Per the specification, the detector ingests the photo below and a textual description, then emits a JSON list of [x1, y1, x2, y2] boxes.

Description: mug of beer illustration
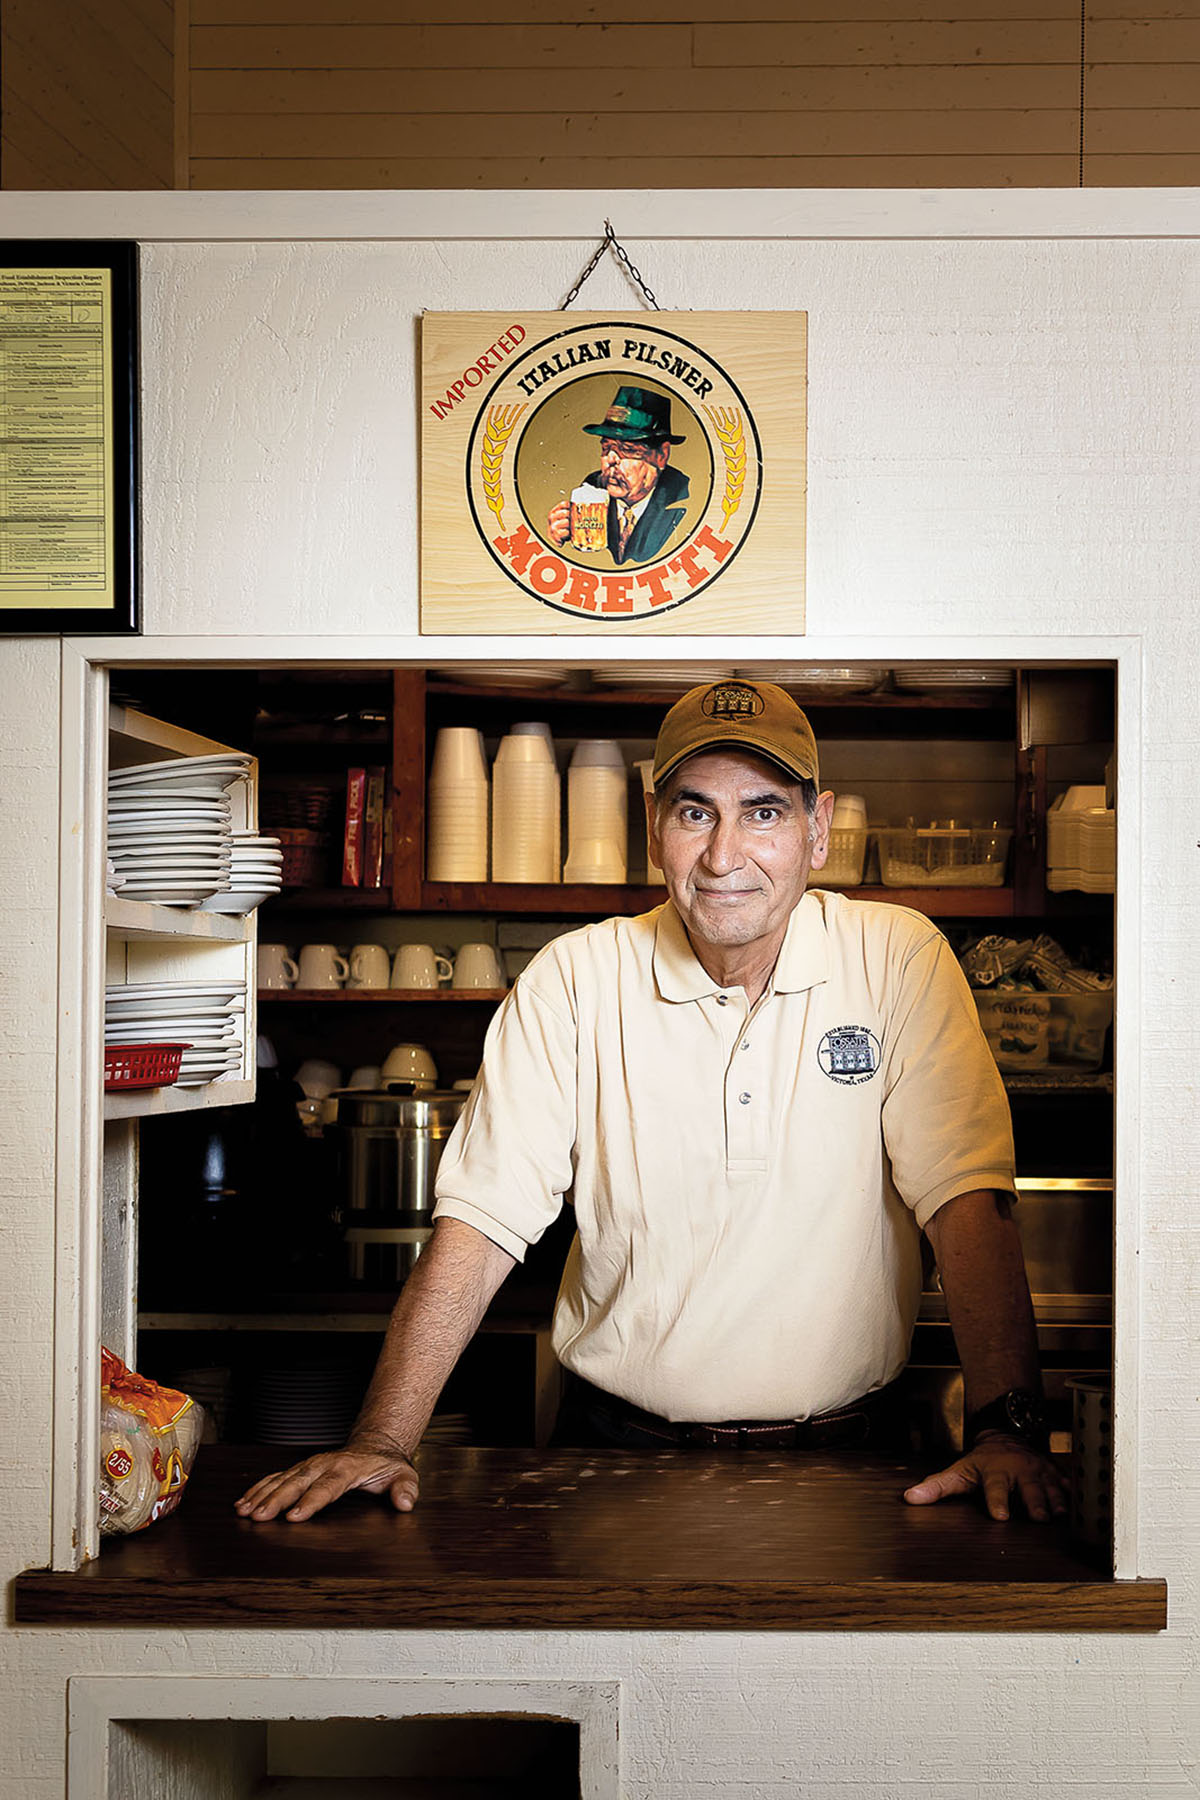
[[569, 483, 609, 553]]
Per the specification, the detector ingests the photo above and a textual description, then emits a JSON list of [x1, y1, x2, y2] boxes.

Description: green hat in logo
[[582, 385, 686, 445]]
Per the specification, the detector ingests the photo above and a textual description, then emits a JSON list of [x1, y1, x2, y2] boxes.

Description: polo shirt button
[[741, 1041, 750, 1051], [715, 994, 728, 1006], [739, 1092, 751, 1105]]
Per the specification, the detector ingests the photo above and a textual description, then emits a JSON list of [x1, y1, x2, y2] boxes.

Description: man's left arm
[[903, 1187, 1068, 1523]]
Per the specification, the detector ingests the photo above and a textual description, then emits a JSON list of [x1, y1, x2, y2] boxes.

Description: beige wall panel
[[1087, 108, 1200, 151], [1084, 150, 1200, 178], [3, 4, 173, 188], [1086, 62, 1200, 105], [0, 137, 58, 186], [696, 20, 1081, 65], [1087, 18, 1200, 59], [190, 152, 1079, 186], [192, 63, 1078, 114], [193, 0, 1079, 17], [0, 97, 112, 187], [81, 0, 176, 90], [192, 22, 691, 67], [1, 67, 168, 189], [123, 0, 174, 49], [5, 0, 175, 99], [193, 107, 1078, 159]]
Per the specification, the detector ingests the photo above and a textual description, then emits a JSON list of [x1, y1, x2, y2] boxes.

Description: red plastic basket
[[104, 1043, 190, 1091]]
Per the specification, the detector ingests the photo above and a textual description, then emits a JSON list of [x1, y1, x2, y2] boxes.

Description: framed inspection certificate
[[0, 241, 139, 635]]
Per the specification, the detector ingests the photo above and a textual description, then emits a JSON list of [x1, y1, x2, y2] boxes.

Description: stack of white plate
[[590, 662, 737, 693], [107, 751, 252, 907], [249, 1366, 362, 1448], [431, 663, 567, 691], [737, 663, 887, 696], [199, 830, 283, 914], [893, 665, 1013, 690], [427, 727, 489, 882], [104, 978, 247, 1087]]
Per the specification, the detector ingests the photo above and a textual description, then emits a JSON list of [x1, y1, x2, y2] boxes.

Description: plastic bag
[[99, 1347, 205, 1536]]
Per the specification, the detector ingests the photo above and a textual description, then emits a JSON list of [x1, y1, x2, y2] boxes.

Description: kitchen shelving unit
[[105, 703, 260, 1120]]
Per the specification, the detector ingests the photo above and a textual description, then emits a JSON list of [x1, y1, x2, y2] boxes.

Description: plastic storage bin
[[812, 826, 868, 888], [877, 826, 1011, 887], [973, 989, 1113, 1071]]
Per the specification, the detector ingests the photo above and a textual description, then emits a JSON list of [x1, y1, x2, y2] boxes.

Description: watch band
[[964, 1387, 1050, 1455]]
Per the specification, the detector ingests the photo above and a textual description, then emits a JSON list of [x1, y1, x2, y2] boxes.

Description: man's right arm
[[234, 1216, 516, 1522]]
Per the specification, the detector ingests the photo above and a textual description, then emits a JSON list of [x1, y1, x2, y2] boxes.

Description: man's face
[[597, 437, 668, 506], [647, 749, 835, 961]]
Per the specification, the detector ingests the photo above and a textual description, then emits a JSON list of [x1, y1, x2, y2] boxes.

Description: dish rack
[[876, 826, 1011, 888]]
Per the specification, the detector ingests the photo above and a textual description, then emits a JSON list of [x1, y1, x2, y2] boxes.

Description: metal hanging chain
[[560, 220, 660, 310]]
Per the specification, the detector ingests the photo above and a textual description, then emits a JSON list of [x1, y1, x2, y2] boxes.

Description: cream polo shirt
[[433, 890, 1016, 1424]]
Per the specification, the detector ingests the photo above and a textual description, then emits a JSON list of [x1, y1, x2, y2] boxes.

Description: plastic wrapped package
[[99, 1347, 205, 1536]]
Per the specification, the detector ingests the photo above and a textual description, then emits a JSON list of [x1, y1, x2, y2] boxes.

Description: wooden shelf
[[105, 896, 254, 943], [104, 1079, 254, 1122], [264, 887, 392, 911], [258, 988, 505, 1003], [420, 882, 1016, 919]]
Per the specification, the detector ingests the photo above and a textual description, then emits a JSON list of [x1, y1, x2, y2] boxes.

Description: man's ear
[[807, 790, 837, 869]]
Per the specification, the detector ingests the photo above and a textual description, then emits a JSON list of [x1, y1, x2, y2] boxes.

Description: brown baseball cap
[[652, 679, 820, 788]]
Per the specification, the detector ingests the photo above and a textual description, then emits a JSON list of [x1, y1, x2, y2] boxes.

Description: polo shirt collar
[[652, 892, 829, 1002]]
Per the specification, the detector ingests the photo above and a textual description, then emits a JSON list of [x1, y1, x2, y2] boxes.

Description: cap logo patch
[[701, 681, 764, 719]]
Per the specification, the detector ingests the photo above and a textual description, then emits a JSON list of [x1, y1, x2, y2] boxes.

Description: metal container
[[332, 1087, 467, 1225]]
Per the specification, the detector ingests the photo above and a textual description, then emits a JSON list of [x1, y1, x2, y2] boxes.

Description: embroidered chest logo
[[818, 1025, 882, 1086]]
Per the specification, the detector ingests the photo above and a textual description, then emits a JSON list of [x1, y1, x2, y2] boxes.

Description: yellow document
[[0, 267, 115, 611]]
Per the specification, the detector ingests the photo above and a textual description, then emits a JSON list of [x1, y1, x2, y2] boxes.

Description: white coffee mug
[[258, 943, 299, 989], [348, 943, 390, 989], [452, 942, 506, 989], [392, 943, 454, 990], [298, 943, 350, 989]]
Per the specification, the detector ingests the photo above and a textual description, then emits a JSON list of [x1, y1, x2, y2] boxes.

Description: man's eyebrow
[[671, 785, 794, 809]]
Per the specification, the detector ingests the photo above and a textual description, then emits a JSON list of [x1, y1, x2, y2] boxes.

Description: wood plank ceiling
[[3, 0, 1200, 191]]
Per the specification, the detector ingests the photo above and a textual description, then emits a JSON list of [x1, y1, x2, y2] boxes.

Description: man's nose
[[700, 818, 745, 875]]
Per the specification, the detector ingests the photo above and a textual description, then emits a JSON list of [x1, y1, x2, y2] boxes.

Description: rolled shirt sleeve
[[432, 970, 578, 1260], [880, 931, 1017, 1230]]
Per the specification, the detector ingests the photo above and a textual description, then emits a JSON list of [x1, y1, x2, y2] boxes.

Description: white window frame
[[54, 631, 1141, 1576]]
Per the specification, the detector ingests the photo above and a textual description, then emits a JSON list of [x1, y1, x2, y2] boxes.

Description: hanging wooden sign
[[420, 311, 806, 635]]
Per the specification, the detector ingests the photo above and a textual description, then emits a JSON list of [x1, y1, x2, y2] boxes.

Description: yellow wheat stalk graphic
[[704, 406, 747, 534], [480, 404, 526, 531]]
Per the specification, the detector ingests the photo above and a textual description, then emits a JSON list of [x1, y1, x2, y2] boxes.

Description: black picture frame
[[0, 239, 140, 635]]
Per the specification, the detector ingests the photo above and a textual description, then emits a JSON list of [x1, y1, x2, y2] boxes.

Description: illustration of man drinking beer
[[546, 386, 691, 567]]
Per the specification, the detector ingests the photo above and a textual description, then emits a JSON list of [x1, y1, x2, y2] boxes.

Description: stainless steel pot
[[332, 1086, 467, 1225], [331, 1086, 468, 1285]]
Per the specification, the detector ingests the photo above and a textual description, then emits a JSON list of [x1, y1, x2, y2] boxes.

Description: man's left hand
[[903, 1432, 1069, 1523]]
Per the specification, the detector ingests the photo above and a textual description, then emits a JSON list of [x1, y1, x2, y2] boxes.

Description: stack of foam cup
[[565, 739, 628, 883], [491, 723, 560, 884], [427, 727, 489, 881], [635, 759, 665, 884]]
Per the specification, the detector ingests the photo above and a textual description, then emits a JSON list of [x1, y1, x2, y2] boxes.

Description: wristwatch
[[964, 1387, 1050, 1455]]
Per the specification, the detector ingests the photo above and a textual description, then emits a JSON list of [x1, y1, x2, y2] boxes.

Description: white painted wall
[[1, 193, 1197, 1799]]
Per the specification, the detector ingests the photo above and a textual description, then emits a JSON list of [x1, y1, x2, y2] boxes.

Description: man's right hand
[[546, 500, 571, 545], [234, 1438, 419, 1523]]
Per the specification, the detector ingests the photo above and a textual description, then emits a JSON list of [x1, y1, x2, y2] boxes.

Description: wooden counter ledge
[[15, 1446, 1165, 1632]]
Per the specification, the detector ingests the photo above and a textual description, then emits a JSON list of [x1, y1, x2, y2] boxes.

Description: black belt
[[576, 1377, 897, 1451]]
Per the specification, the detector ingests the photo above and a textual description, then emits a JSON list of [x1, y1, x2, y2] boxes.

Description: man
[[545, 385, 690, 565], [237, 679, 1066, 1528]]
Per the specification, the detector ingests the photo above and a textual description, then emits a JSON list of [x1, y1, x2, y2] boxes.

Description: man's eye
[[678, 807, 710, 825], [749, 808, 780, 825]]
